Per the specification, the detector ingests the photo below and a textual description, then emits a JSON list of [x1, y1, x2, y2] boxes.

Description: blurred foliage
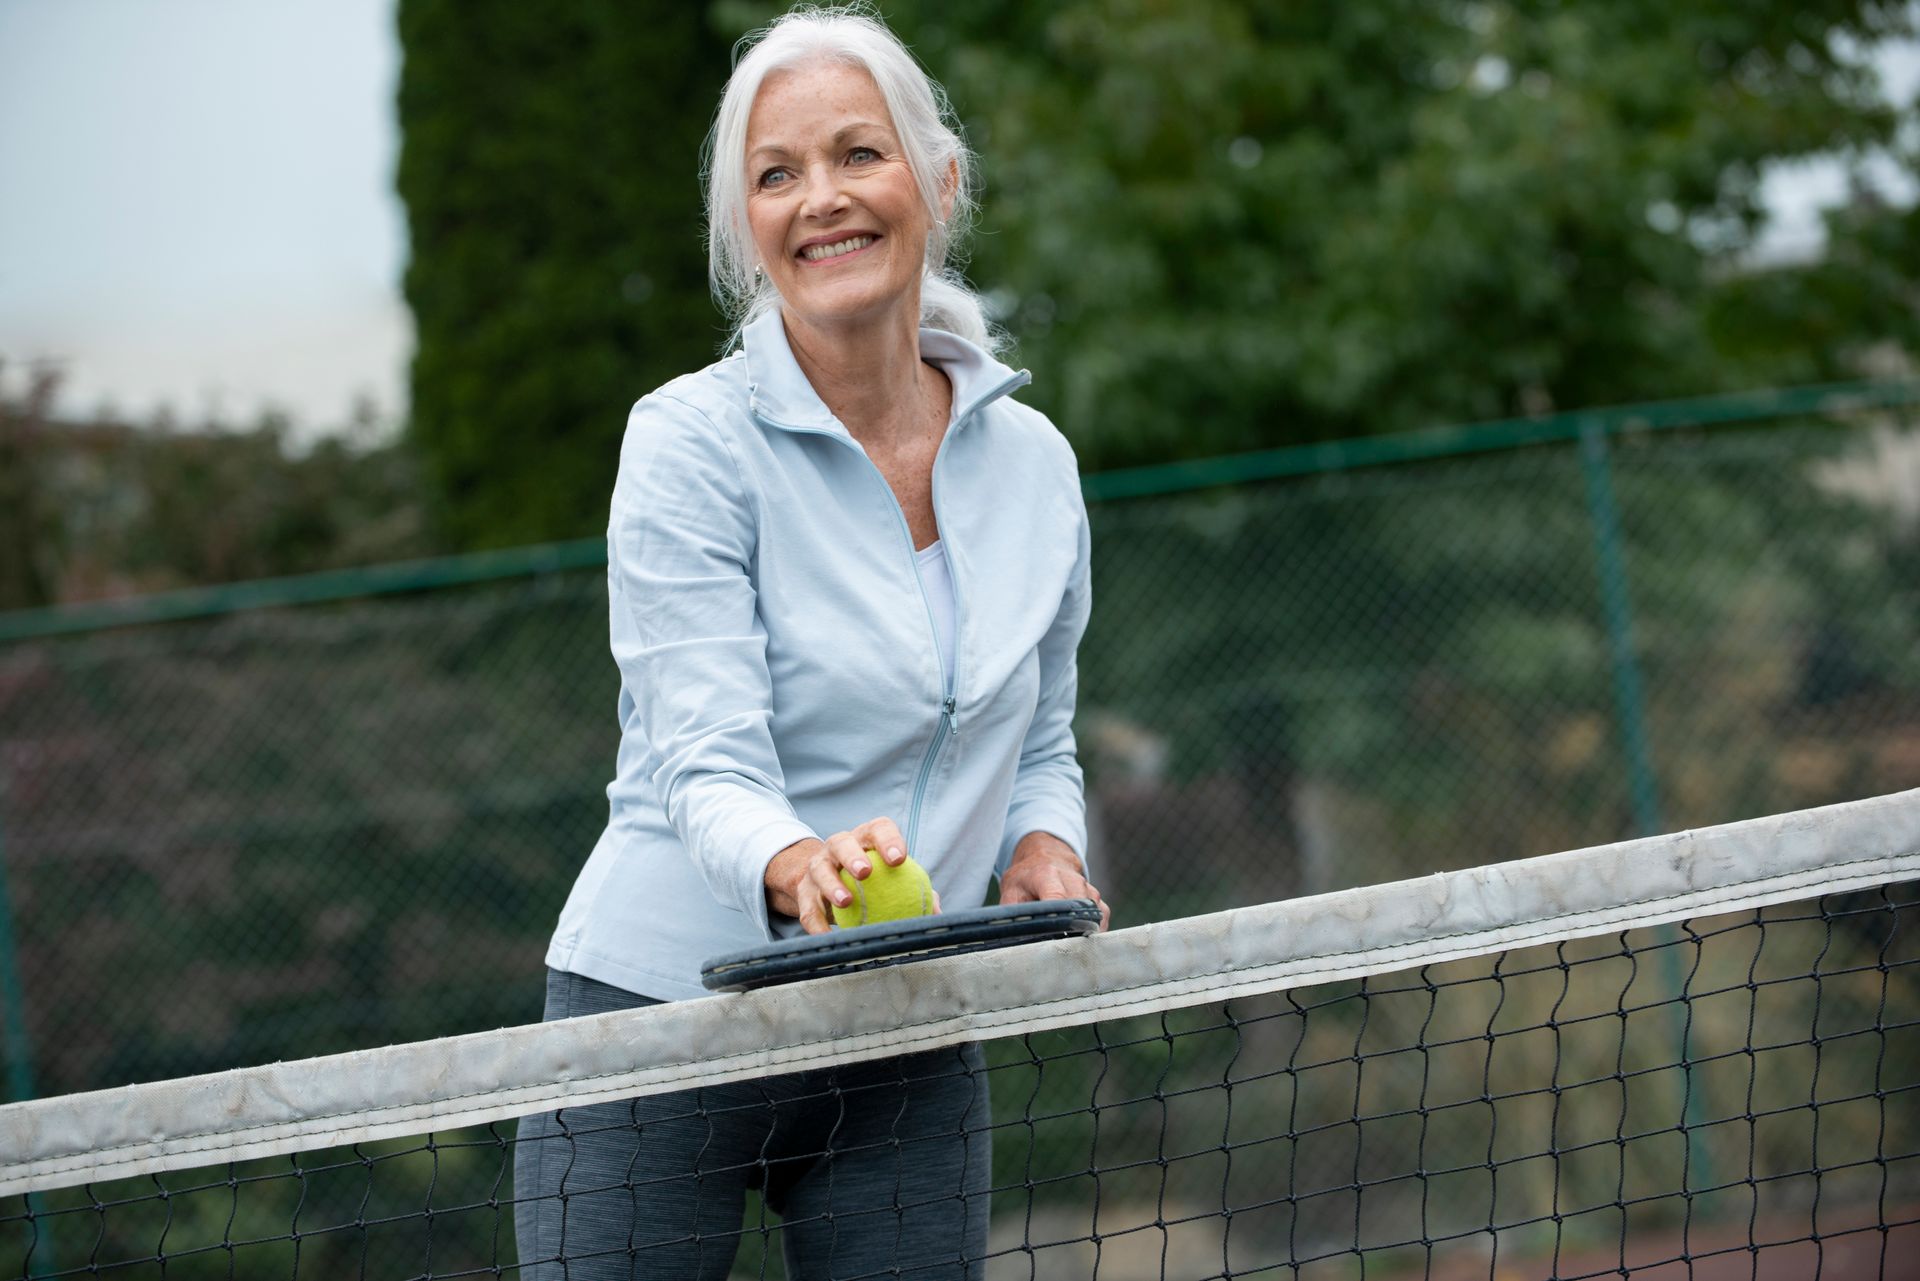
[[900, 0, 1920, 469], [0, 367, 59, 611], [0, 369, 433, 612], [401, 0, 1920, 536], [395, 0, 736, 549]]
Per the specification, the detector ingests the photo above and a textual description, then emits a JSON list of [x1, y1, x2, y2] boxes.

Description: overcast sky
[[0, 0, 406, 435], [0, 1, 1915, 439]]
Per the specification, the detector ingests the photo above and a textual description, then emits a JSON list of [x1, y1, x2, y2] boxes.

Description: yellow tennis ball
[[832, 852, 935, 928]]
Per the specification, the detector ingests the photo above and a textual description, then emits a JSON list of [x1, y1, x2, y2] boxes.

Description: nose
[[797, 160, 849, 221]]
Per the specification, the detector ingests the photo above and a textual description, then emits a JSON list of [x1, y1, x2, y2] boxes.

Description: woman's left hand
[[1000, 832, 1109, 931]]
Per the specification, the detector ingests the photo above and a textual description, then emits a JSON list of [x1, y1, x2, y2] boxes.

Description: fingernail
[[836, 891, 851, 906], [887, 845, 905, 862], [853, 861, 870, 877]]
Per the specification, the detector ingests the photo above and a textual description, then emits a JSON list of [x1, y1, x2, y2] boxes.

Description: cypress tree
[[397, 1, 733, 547]]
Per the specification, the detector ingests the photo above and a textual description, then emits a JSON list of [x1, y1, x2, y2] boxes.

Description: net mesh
[[4, 802, 1916, 1279]]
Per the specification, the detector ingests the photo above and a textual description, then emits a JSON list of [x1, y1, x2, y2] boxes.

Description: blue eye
[[758, 168, 790, 189], [848, 147, 878, 163]]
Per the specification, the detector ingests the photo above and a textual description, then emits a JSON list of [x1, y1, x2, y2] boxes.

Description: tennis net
[[3, 789, 1917, 1279]]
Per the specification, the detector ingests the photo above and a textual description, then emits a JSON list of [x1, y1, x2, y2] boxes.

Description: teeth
[[802, 236, 875, 261]]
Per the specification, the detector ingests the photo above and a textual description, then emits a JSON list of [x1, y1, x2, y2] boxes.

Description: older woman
[[516, 6, 1102, 1277]]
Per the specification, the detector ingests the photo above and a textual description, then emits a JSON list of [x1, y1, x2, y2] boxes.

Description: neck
[[780, 297, 938, 450]]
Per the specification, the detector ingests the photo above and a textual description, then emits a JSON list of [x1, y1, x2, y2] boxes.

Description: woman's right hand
[[765, 817, 911, 934]]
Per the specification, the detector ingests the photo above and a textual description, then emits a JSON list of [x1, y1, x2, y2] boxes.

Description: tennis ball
[[832, 852, 936, 928]]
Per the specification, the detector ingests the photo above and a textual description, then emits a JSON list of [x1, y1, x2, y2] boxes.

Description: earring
[[753, 265, 765, 285]]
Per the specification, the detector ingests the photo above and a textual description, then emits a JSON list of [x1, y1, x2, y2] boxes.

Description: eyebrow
[[747, 121, 894, 164]]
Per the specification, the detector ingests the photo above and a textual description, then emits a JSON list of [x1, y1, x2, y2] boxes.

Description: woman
[[516, 6, 1104, 1277]]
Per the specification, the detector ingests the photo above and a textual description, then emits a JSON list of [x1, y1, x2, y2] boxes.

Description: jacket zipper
[[904, 694, 957, 856], [902, 424, 962, 858]]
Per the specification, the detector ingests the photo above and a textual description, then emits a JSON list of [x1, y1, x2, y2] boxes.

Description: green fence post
[[0, 771, 36, 1107], [1577, 417, 1715, 1201], [1577, 419, 1661, 837], [0, 767, 56, 1277]]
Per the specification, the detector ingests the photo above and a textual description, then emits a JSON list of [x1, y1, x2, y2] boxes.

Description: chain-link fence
[[2, 384, 1917, 1099]]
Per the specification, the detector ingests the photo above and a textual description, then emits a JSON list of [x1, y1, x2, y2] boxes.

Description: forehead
[[746, 60, 896, 151]]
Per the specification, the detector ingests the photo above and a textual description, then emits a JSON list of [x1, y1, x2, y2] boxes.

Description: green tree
[[0, 380, 432, 610], [897, 0, 1919, 469], [396, 0, 736, 549], [0, 364, 59, 610], [1709, 195, 1920, 386]]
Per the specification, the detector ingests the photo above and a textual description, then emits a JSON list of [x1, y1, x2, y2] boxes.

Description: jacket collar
[[742, 307, 1031, 434]]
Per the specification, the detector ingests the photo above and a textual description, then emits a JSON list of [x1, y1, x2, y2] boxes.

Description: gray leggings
[[514, 969, 992, 1279]]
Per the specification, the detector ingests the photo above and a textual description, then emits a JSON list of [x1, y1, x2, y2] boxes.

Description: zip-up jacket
[[546, 309, 1092, 1000]]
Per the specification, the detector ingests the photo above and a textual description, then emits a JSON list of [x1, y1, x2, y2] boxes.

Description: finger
[[1086, 892, 1110, 930], [1001, 863, 1061, 906], [860, 817, 907, 865], [765, 838, 823, 916], [796, 882, 833, 935], [930, 888, 942, 914], [1058, 871, 1110, 929], [810, 856, 855, 911], [825, 832, 873, 879]]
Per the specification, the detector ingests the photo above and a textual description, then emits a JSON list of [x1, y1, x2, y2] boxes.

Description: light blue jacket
[[546, 309, 1092, 1001]]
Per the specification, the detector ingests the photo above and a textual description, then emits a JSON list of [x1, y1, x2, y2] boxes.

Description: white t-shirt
[[915, 539, 957, 691]]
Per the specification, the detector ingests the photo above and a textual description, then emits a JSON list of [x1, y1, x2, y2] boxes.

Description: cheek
[[878, 195, 929, 253], [746, 200, 787, 257]]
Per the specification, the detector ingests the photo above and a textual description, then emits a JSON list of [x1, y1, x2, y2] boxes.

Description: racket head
[[699, 899, 1102, 992]]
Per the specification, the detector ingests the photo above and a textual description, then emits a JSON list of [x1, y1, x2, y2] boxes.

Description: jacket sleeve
[[607, 392, 816, 938], [997, 474, 1094, 876]]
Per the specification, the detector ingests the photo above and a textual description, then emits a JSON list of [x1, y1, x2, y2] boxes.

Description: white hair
[[702, 4, 1001, 352]]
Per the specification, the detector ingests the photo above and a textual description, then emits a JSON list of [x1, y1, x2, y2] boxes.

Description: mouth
[[796, 234, 880, 264]]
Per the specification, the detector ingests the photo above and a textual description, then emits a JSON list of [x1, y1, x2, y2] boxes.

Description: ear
[[938, 157, 958, 223]]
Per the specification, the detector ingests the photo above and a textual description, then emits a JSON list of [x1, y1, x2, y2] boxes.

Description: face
[[744, 60, 942, 336]]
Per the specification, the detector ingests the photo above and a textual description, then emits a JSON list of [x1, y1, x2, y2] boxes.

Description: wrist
[[765, 836, 825, 913], [1010, 830, 1081, 872]]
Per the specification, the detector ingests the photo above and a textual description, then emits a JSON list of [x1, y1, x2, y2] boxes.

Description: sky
[[0, 0, 408, 436], [0, 2, 1915, 440]]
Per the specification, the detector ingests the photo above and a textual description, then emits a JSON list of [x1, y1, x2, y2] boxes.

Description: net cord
[[2, 788, 1915, 1198]]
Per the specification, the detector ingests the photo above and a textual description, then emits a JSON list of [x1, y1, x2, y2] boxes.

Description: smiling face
[[744, 59, 942, 338]]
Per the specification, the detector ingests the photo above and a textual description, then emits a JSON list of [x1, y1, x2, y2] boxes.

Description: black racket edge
[[700, 899, 1102, 992]]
